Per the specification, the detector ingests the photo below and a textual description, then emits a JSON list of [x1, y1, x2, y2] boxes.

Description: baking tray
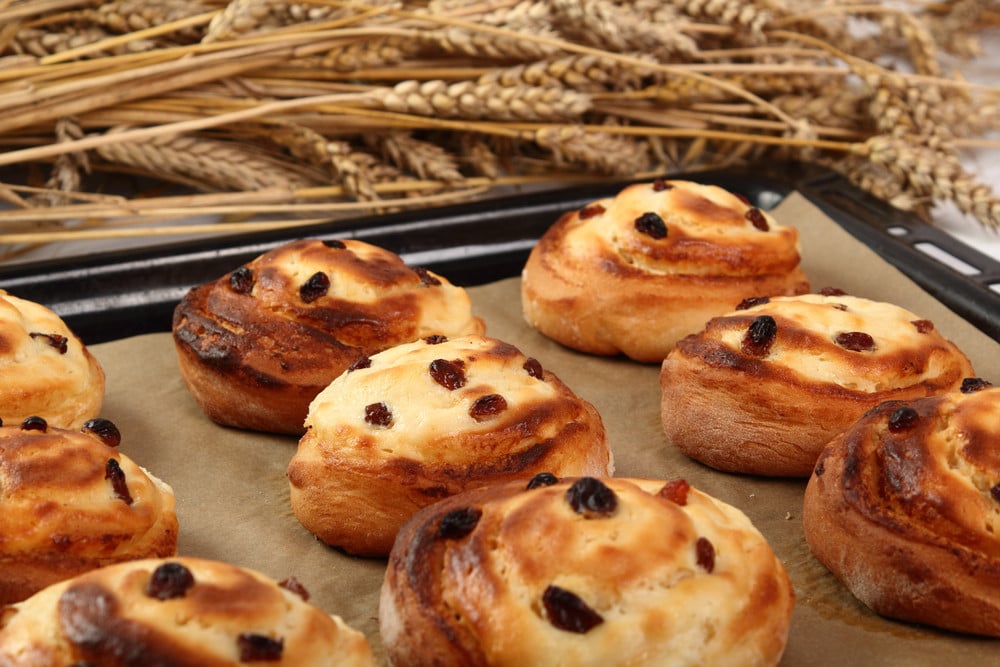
[[1, 160, 998, 345]]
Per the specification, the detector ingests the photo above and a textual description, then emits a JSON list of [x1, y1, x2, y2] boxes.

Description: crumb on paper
[[785, 511, 793, 520]]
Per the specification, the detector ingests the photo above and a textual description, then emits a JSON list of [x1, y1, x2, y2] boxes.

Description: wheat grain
[[530, 125, 652, 175], [369, 131, 463, 183], [376, 79, 592, 121], [550, 0, 698, 58]]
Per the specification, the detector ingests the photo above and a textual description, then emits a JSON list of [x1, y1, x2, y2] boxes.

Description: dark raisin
[[961, 377, 992, 393], [652, 179, 673, 192], [229, 267, 255, 295], [741, 315, 777, 357], [819, 287, 847, 296], [470, 394, 507, 421], [424, 334, 448, 345], [566, 477, 617, 518], [735, 296, 769, 311], [29, 332, 68, 354], [81, 418, 121, 447], [237, 634, 284, 662], [348, 355, 371, 371], [634, 211, 667, 239], [429, 359, 466, 390], [832, 304, 848, 311], [364, 402, 392, 427], [836, 331, 876, 352], [438, 507, 482, 539], [278, 577, 310, 601], [814, 460, 825, 477], [322, 239, 346, 249], [523, 357, 544, 379], [299, 271, 330, 303], [696, 537, 716, 572], [21, 416, 47, 432], [578, 203, 606, 219], [991, 483, 1000, 503], [413, 267, 441, 286], [542, 585, 604, 634], [912, 319, 934, 333], [527, 472, 559, 490], [887, 406, 919, 433], [145, 562, 195, 600], [745, 207, 769, 231], [105, 459, 133, 505], [658, 479, 690, 506]]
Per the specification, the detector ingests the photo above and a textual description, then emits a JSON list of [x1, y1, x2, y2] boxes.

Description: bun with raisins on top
[[0, 417, 177, 605], [173, 239, 485, 435], [804, 380, 1000, 637], [287, 334, 611, 557], [380, 475, 794, 667], [521, 179, 809, 362], [0, 557, 376, 666], [660, 292, 975, 477], [0, 290, 105, 429]]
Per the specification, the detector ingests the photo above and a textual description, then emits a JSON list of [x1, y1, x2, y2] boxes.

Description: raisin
[[696, 537, 716, 572], [735, 296, 769, 311], [364, 402, 392, 427], [299, 271, 330, 303], [578, 203, 606, 219], [912, 319, 934, 333], [21, 416, 47, 432], [836, 331, 876, 352], [237, 634, 284, 662], [29, 332, 68, 354], [322, 239, 346, 249], [652, 179, 673, 192], [991, 483, 1000, 503], [429, 359, 466, 390], [438, 507, 482, 539], [470, 394, 507, 421], [81, 418, 121, 447], [105, 459, 133, 505], [658, 479, 690, 506], [634, 211, 667, 239], [145, 562, 195, 600], [566, 477, 617, 518], [814, 460, 825, 477], [887, 406, 919, 433], [413, 267, 441, 286], [741, 315, 777, 357], [523, 357, 544, 379], [229, 267, 255, 295], [819, 287, 847, 296], [961, 377, 992, 393], [527, 472, 558, 490], [348, 355, 371, 371], [745, 207, 769, 231], [542, 585, 604, 634], [278, 577, 310, 601], [424, 334, 448, 345]]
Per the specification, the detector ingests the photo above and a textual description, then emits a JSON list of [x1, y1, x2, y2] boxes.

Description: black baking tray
[[1, 161, 998, 345]]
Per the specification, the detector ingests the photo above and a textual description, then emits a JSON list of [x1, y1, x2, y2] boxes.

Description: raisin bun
[[0, 556, 376, 666], [380, 475, 794, 667], [287, 334, 611, 557], [0, 417, 178, 605], [660, 293, 975, 477], [173, 238, 485, 435], [520, 179, 809, 362], [803, 380, 1000, 637], [0, 290, 104, 429]]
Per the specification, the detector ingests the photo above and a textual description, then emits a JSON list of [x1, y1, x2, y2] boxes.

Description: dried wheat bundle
[[1, 0, 998, 253]]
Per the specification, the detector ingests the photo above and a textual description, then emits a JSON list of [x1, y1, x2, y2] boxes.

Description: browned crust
[[802, 389, 1000, 636]]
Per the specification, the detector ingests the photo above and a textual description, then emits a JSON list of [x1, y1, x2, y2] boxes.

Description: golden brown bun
[[380, 476, 794, 667], [803, 382, 1000, 637], [0, 418, 177, 605], [0, 290, 104, 429], [287, 334, 611, 557], [0, 556, 376, 666], [521, 180, 809, 362], [173, 239, 485, 435], [660, 293, 975, 476]]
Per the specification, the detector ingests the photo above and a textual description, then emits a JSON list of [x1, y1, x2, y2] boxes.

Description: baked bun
[[0, 417, 177, 605], [380, 475, 794, 667], [0, 556, 376, 666], [521, 179, 809, 362], [803, 380, 1000, 636], [287, 334, 611, 557], [660, 293, 975, 476], [173, 238, 485, 435], [0, 290, 104, 429]]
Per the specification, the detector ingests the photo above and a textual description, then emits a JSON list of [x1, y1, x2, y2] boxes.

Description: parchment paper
[[91, 193, 1000, 666]]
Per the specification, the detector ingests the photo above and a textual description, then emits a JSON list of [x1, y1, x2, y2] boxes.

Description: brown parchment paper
[[91, 193, 1000, 666]]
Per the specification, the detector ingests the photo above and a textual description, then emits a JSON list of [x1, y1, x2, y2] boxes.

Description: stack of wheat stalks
[[1, 0, 998, 257]]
